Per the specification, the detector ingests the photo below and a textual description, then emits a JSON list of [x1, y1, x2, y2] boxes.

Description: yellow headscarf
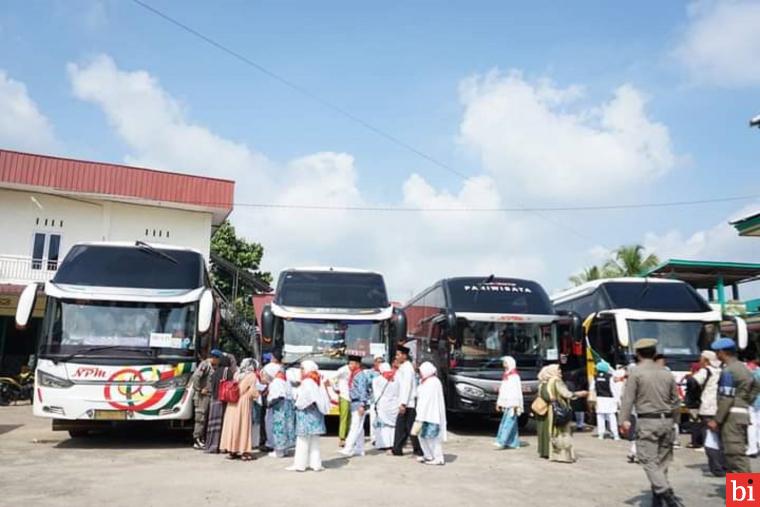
[[538, 364, 561, 382]]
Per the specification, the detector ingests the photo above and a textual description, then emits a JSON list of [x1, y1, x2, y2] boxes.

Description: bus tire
[[518, 413, 530, 429]]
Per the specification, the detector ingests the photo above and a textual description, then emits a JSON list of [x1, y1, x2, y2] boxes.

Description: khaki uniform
[[191, 360, 214, 441], [620, 359, 680, 495], [715, 357, 756, 473]]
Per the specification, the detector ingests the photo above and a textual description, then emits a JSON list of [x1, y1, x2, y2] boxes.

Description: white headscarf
[[235, 357, 257, 381], [415, 361, 447, 441], [372, 362, 399, 426], [262, 362, 290, 401], [497, 355, 523, 412], [294, 360, 330, 414], [502, 356, 517, 373]]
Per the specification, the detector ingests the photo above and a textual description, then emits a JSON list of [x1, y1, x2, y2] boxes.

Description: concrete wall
[[0, 188, 214, 278]]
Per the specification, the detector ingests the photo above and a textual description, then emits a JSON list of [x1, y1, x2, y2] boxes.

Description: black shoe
[[661, 489, 685, 507], [651, 489, 663, 507], [193, 438, 205, 450]]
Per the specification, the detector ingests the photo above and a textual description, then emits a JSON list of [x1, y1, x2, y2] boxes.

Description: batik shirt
[[348, 369, 373, 412], [296, 404, 326, 437]]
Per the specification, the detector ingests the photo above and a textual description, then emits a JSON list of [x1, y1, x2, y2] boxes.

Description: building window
[[31, 233, 62, 271], [47, 234, 61, 270], [32, 233, 46, 270]]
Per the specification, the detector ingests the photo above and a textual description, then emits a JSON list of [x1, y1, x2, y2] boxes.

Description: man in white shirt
[[334, 363, 352, 447], [391, 345, 423, 456]]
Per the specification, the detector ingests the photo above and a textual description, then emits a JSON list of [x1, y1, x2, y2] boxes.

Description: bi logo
[[727, 474, 760, 506]]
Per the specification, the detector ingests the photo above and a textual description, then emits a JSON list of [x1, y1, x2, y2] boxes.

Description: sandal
[[226, 453, 240, 460], [241, 453, 255, 461]]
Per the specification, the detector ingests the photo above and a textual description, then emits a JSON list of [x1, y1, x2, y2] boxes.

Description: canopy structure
[[731, 211, 760, 237], [644, 259, 760, 313]]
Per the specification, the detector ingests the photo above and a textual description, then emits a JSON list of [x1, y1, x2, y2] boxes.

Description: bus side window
[[588, 318, 617, 365]]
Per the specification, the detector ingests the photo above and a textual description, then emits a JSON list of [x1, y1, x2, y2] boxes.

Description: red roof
[[0, 149, 234, 221]]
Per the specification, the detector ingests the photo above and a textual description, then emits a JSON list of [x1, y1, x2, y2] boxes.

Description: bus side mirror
[[261, 305, 275, 342], [393, 308, 407, 342], [731, 316, 749, 350], [446, 311, 457, 332], [15, 283, 38, 329], [198, 289, 214, 334]]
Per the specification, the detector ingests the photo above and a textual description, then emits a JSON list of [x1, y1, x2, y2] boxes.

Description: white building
[[0, 148, 234, 373]]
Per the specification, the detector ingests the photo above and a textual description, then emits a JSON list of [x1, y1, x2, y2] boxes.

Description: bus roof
[[71, 241, 204, 256], [280, 266, 381, 275], [551, 277, 683, 304]]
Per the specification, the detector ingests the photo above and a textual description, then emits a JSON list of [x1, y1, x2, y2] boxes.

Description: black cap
[[396, 344, 410, 356], [347, 354, 363, 362]]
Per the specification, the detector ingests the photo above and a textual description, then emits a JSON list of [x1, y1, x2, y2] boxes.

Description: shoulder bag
[[219, 368, 240, 403], [549, 378, 573, 427]]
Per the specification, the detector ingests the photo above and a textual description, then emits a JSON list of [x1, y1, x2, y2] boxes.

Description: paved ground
[[0, 404, 735, 507]]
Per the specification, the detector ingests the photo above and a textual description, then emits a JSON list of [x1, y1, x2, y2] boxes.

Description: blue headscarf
[[596, 360, 611, 374]]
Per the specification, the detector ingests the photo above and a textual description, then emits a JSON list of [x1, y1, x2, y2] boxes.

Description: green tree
[[569, 265, 602, 286], [605, 244, 660, 277], [210, 220, 272, 295], [210, 220, 271, 358]]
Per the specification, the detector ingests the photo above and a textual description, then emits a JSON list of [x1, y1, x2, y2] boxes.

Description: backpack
[[684, 368, 711, 409]]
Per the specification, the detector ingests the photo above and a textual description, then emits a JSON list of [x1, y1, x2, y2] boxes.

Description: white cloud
[[66, 55, 556, 298], [674, 0, 760, 87], [0, 71, 59, 153], [458, 70, 677, 197], [644, 203, 760, 262]]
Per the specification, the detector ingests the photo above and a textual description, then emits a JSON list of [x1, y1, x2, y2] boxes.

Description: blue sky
[[1, 0, 758, 299]]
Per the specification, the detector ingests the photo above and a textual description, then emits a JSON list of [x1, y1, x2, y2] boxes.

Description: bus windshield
[[603, 282, 711, 313], [40, 299, 196, 358], [627, 320, 716, 356], [281, 319, 384, 367], [453, 320, 558, 367], [447, 278, 553, 314], [277, 271, 388, 309]]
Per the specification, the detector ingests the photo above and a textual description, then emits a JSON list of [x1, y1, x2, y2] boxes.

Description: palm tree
[[569, 265, 602, 286], [605, 244, 659, 277]]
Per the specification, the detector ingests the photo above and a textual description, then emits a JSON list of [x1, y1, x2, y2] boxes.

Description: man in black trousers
[[392, 345, 423, 456]]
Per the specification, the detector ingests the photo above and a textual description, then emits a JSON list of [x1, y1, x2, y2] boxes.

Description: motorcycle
[[0, 366, 34, 406]]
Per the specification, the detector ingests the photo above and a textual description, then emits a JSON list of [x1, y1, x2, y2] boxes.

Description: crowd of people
[[186, 336, 759, 505], [188, 344, 448, 470]]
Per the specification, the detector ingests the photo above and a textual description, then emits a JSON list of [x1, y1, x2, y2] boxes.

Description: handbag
[[218, 368, 240, 403], [410, 421, 423, 437], [531, 394, 549, 417], [548, 378, 573, 426]]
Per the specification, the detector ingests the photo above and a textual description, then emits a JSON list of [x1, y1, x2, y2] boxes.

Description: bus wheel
[[68, 429, 90, 438], [518, 413, 530, 429]]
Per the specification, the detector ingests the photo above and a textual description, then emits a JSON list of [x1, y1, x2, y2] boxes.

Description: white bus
[[259, 267, 406, 415], [552, 278, 747, 384], [15, 242, 216, 437]]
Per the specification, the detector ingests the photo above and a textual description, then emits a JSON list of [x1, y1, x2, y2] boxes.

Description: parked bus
[[259, 267, 406, 415], [552, 278, 748, 388], [402, 277, 581, 422], [15, 242, 216, 437]]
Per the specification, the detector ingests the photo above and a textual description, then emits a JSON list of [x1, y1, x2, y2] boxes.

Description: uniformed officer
[[620, 338, 684, 507], [707, 337, 758, 473], [190, 349, 221, 449]]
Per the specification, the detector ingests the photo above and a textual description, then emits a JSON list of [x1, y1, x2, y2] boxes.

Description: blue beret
[[210, 348, 224, 358], [710, 337, 737, 351]]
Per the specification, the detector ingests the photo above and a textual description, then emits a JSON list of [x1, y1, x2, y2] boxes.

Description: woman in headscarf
[[287, 360, 330, 472], [495, 356, 523, 449], [593, 360, 620, 441], [414, 361, 447, 466], [534, 364, 587, 463], [372, 362, 399, 450], [261, 361, 296, 458], [205, 354, 235, 453], [219, 357, 260, 460]]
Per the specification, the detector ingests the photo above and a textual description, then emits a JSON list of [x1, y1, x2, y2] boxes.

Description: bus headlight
[[154, 373, 191, 390], [37, 370, 74, 389], [455, 383, 486, 400]]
